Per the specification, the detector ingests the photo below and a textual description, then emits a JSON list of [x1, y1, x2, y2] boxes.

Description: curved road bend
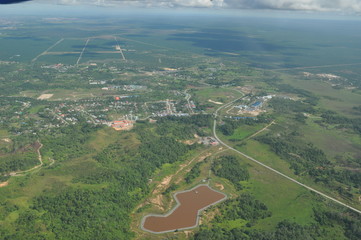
[[213, 93, 361, 215]]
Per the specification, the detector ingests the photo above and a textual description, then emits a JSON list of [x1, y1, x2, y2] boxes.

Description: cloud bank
[[53, 0, 361, 13]]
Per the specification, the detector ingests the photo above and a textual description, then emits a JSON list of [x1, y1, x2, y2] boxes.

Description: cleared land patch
[[37, 94, 53, 100]]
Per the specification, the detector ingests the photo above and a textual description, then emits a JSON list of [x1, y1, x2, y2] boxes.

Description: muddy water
[[142, 185, 226, 233]]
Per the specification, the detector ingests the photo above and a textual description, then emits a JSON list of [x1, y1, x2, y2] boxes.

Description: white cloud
[[224, 0, 361, 12], [44, 0, 361, 13], [174, 0, 225, 7]]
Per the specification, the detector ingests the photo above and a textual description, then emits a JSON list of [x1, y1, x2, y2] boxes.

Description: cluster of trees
[[156, 121, 200, 139], [162, 183, 179, 195], [214, 194, 271, 225], [32, 188, 136, 240], [184, 161, 203, 184], [319, 110, 361, 135], [153, 115, 213, 140], [313, 208, 361, 240], [0, 139, 40, 175], [194, 220, 316, 240], [0, 151, 38, 175], [256, 134, 330, 176], [212, 155, 249, 190], [256, 134, 361, 190], [139, 134, 191, 168], [40, 123, 100, 162], [268, 98, 315, 114], [274, 84, 319, 106]]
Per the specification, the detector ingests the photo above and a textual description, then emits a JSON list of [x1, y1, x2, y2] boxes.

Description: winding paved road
[[213, 92, 361, 215]]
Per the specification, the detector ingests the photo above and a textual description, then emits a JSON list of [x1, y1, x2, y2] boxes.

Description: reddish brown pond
[[142, 184, 226, 233]]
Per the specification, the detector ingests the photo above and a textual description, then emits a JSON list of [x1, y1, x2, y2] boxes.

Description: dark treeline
[[162, 183, 179, 195], [256, 134, 330, 175], [184, 161, 203, 184], [213, 194, 271, 225], [319, 110, 361, 135], [274, 84, 319, 106], [194, 220, 314, 240], [268, 98, 315, 114]]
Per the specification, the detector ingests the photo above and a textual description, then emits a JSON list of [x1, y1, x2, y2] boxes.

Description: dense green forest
[[0, 151, 38, 174], [40, 123, 99, 162], [0, 120, 196, 239], [212, 155, 249, 190], [156, 115, 213, 139], [213, 193, 272, 225]]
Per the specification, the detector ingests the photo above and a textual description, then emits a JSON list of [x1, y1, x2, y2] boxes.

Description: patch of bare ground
[[288, 152, 302, 158], [0, 181, 8, 187], [37, 93, 53, 100], [215, 183, 224, 190], [150, 195, 165, 211], [184, 230, 193, 238], [182, 139, 196, 145]]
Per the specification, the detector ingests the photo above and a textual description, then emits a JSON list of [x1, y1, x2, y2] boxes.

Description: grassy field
[[282, 75, 361, 117], [228, 124, 269, 141], [17, 88, 104, 101], [193, 87, 243, 113], [302, 118, 361, 160], [0, 129, 9, 138]]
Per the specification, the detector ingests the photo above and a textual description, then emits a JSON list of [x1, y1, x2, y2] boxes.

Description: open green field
[[302, 118, 361, 160], [282, 75, 361, 116], [0, 129, 9, 138], [228, 124, 268, 141]]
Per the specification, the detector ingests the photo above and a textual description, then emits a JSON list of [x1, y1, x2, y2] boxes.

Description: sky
[[1, 0, 361, 18], [47, 0, 361, 13]]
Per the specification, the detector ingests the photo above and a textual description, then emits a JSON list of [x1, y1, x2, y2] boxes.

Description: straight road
[[31, 38, 64, 63], [212, 91, 361, 215]]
